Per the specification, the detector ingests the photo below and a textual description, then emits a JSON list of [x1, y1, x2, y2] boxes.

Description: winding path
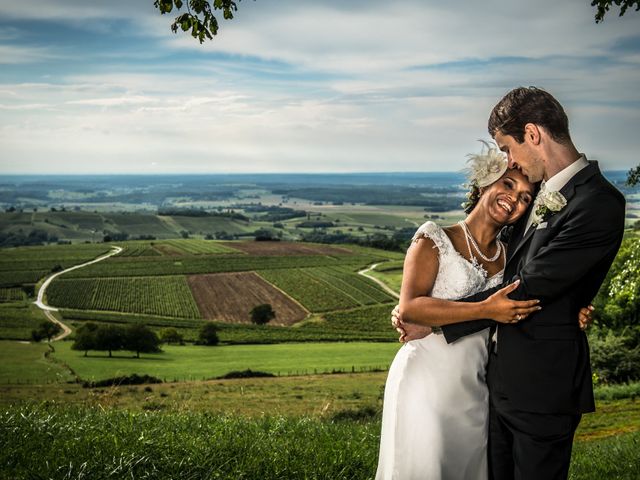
[[33, 245, 122, 341], [358, 263, 400, 299]]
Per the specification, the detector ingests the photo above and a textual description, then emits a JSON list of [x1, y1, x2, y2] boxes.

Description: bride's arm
[[399, 238, 540, 327]]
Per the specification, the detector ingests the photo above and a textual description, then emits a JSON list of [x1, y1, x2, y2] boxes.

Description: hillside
[[0, 239, 404, 344]]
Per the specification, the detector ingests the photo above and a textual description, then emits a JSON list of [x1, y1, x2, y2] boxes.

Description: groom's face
[[494, 131, 544, 183]]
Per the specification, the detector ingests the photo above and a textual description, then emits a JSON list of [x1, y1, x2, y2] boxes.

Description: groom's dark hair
[[488, 87, 571, 144]]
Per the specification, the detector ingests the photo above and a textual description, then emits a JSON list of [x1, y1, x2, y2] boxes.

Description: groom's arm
[[440, 287, 502, 343], [443, 192, 624, 343]]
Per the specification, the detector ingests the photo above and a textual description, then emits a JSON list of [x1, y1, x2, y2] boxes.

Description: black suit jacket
[[442, 161, 625, 414]]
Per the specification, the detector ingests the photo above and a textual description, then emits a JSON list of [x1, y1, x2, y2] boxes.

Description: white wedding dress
[[376, 221, 503, 480]]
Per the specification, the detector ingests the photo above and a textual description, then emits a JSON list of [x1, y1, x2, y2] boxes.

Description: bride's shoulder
[[410, 221, 452, 253]]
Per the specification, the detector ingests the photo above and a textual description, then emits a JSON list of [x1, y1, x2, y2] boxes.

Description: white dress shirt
[[524, 154, 589, 232]]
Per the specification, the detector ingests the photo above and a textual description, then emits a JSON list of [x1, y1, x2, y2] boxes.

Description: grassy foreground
[[1, 403, 638, 480]]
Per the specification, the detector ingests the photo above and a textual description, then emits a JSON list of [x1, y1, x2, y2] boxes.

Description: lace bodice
[[411, 221, 503, 301]]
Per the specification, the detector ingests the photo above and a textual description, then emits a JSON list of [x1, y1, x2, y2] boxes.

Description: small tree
[[250, 304, 276, 325], [95, 325, 126, 357], [124, 324, 161, 358], [72, 322, 99, 356], [159, 327, 184, 345], [31, 320, 62, 343], [198, 322, 219, 346]]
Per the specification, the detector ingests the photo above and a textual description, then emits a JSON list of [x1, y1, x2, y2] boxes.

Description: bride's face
[[480, 168, 535, 225]]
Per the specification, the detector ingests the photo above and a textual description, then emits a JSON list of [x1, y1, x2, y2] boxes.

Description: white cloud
[[0, 0, 638, 173]]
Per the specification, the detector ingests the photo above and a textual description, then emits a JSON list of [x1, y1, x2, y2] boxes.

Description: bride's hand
[[578, 305, 594, 331], [482, 280, 541, 324], [391, 304, 432, 342]]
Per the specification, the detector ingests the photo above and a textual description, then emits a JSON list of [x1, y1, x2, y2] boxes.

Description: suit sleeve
[[504, 191, 624, 304]]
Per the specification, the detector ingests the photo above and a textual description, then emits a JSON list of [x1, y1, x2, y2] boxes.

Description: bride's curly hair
[[462, 185, 482, 214]]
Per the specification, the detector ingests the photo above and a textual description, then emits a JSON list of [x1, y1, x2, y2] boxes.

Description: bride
[[375, 144, 589, 480]]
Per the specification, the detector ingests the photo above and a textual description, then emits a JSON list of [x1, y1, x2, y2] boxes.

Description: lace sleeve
[[410, 221, 450, 254]]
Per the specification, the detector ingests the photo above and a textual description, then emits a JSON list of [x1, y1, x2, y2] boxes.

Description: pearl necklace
[[458, 220, 502, 263]]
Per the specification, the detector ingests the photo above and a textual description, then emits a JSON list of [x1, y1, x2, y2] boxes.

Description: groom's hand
[[391, 304, 432, 342]]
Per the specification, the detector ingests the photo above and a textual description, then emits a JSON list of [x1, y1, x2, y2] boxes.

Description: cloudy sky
[[0, 0, 638, 174]]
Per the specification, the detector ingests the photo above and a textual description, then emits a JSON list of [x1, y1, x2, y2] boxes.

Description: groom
[[395, 87, 625, 480]]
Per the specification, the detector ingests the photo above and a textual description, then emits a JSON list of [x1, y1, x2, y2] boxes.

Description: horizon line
[[0, 169, 631, 176]]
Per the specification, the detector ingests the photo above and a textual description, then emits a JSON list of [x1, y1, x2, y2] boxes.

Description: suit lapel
[[507, 223, 536, 267], [558, 160, 598, 204]]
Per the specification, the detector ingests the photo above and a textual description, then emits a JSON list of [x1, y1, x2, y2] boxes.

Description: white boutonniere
[[531, 190, 567, 227]]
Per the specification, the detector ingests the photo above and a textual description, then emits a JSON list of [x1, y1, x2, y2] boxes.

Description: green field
[[366, 263, 403, 294], [0, 341, 74, 384], [49, 341, 400, 382], [58, 308, 398, 344]]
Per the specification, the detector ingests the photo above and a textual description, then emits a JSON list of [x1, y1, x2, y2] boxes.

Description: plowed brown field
[[219, 241, 351, 256], [187, 272, 308, 325]]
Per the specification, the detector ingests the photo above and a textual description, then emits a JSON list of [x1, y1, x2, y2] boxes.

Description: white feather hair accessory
[[464, 140, 508, 188]]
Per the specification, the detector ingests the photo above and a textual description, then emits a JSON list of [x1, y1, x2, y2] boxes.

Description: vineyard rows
[[316, 304, 396, 333], [117, 243, 161, 257], [0, 288, 24, 302], [47, 276, 200, 318], [0, 270, 49, 288], [62, 254, 386, 279], [258, 269, 357, 311], [0, 260, 85, 273], [0, 244, 110, 262], [306, 267, 394, 304], [258, 267, 395, 312], [61, 309, 204, 328], [162, 239, 239, 255]]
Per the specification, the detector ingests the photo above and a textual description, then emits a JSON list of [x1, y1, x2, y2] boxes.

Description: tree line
[[68, 305, 275, 357]]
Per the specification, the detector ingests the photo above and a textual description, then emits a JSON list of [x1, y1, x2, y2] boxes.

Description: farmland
[[187, 272, 308, 325], [0, 234, 403, 354]]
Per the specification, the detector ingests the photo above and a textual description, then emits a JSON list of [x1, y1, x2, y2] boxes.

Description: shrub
[[250, 304, 276, 325], [589, 327, 640, 384], [198, 322, 219, 346], [216, 369, 276, 379], [159, 327, 184, 345], [82, 374, 163, 388]]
